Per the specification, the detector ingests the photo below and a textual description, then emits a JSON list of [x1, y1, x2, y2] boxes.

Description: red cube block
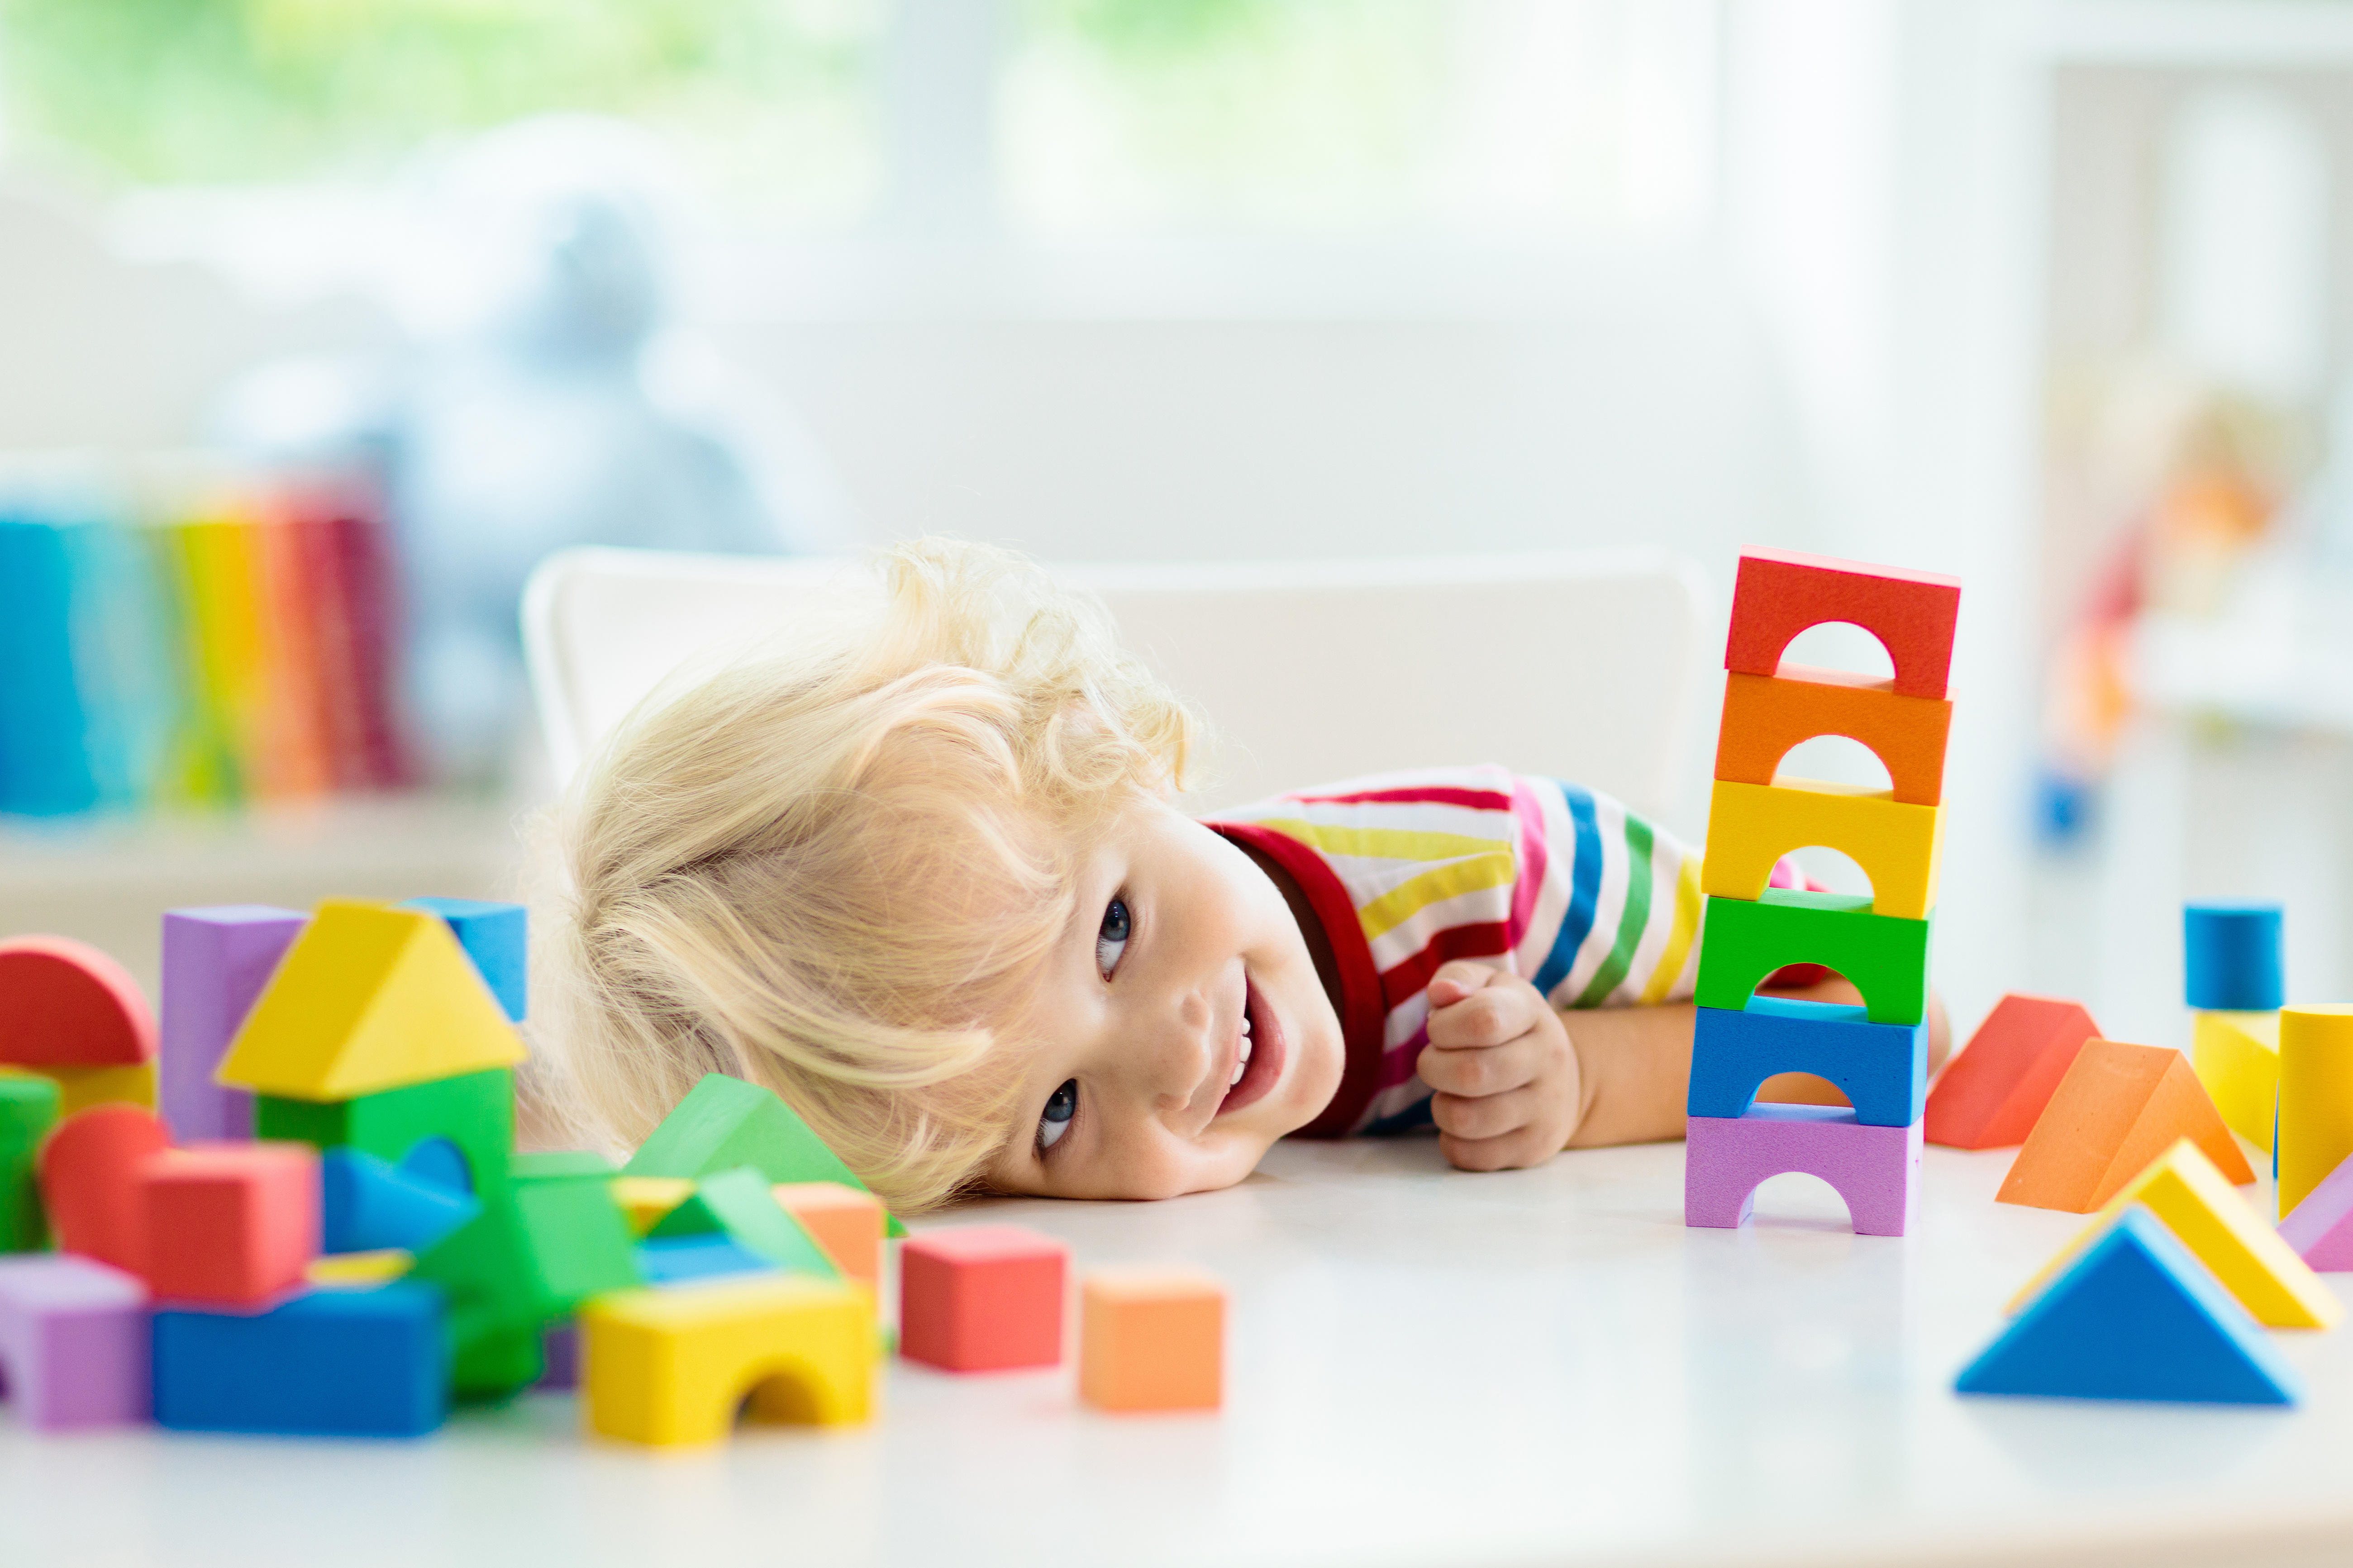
[[898, 1224, 1067, 1372], [138, 1142, 319, 1305]]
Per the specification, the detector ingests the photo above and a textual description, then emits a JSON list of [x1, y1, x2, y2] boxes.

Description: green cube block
[[624, 1073, 904, 1236], [512, 1150, 615, 1186], [1696, 890, 1932, 1026], [257, 1068, 514, 1198], [647, 1166, 840, 1279], [0, 1074, 60, 1253], [409, 1170, 641, 1399]]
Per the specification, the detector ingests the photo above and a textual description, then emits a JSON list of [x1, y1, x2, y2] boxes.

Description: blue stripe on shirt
[[1531, 779, 1603, 998]]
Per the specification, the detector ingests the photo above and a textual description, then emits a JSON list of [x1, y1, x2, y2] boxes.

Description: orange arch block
[[1724, 548, 1961, 699], [1714, 668, 1954, 807], [1996, 1039, 2252, 1213]]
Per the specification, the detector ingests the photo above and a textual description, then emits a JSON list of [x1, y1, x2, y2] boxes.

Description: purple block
[[2279, 1150, 2353, 1269], [0, 1255, 151, 1430], [534, 1320, 578, 1391], [1686, 1103, 1921, 1236], [160, 906, 306, 1143]]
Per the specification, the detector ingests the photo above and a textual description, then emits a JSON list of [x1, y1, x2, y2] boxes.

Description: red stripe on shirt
[[1380, 921, 1512, 1008], [1377, 1023, 1433, 1092], [1507, 777, 1549, 950], [1280, 785, 1513, 812]]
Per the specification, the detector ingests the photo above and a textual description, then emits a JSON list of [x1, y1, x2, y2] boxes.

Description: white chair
[[523, 546, 1712, 818]]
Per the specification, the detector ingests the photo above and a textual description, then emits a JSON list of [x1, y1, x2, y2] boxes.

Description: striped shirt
[[1204, 765, 1705, 1136]]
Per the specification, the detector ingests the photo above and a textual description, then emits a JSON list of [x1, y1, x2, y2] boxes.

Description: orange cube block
[[1713, 666, 1954, 806], [139, 1142, 320, 1304], [1079, 1269, 1224, 1413], [1996, 1040, 2253, 1213], [772, 1182, 884, 1291]]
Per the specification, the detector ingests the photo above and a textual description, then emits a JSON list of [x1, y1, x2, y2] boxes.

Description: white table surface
[[6, 1136, 2353, 1568]]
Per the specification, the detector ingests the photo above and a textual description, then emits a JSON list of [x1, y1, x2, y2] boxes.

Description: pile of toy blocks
[[0, 900, 1225, 1445], [1936, 905, 2353, 1405], [1683, 547, 1958, 1237]]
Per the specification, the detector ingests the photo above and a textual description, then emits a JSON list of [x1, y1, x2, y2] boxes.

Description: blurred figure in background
[[222, 117, 856, 786]]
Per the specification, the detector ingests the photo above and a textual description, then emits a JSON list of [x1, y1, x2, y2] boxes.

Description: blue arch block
[[2184, 903, 2283, 1012], [1686, 997, 1927, 1126]]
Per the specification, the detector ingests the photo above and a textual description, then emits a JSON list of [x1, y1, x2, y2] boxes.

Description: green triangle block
[[646, 1166, 841, 1279], [409, 1174, 642, 1398], [623, 1073, 906, 1237]]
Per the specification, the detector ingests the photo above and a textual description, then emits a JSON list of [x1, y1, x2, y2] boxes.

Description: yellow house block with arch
[[1702, 777, 1944, 921], [581, 1274, 876, 1446]]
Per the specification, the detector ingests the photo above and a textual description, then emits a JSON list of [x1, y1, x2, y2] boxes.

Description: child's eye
[[1038, 1079, 1078, 1151], [1095, 896, 1131, 979]]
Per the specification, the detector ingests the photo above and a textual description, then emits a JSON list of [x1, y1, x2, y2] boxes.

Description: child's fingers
[[1425, 960, 1503, 1010], [1439, 1125, 1555, 1172], [1427, 977, 1542, 1049], [1416, 1035, 1543, 1098], [1430, 1085, 1540, 1143]]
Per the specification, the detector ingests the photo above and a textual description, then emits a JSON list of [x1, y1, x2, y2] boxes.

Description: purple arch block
[[1686, 1103, 1921, 1236], [0, 1254, 151, 1430]]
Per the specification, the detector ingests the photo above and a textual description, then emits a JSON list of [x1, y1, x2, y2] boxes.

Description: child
[[532, 539, 1948, 1210]]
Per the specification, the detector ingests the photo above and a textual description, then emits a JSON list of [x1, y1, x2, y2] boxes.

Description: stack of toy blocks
[[1684, 547, 1959, 1237]]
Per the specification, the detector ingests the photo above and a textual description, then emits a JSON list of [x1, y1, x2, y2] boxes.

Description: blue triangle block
[[1956, 1208, 2302, 1405]]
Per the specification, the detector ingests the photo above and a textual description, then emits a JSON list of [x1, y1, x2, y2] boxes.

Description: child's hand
[[1418, 961, 1584, 1171]]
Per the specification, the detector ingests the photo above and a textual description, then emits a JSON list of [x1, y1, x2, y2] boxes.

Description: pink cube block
[[1686, 1103, 1921, 1236], [899, 1225, 1067, 1372], [0, 1254, 151, 1430]]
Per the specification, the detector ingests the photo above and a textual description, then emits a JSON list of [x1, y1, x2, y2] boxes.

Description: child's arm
[[1417, 963, 1952, 1169]]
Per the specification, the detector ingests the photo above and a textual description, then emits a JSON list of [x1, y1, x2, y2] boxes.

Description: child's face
[[985, 794, 1345, 1200]]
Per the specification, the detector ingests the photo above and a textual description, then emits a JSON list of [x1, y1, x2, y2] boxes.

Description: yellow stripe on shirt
[[1638, 855, 1704, 1005], [1356, 850, 1519, 942]]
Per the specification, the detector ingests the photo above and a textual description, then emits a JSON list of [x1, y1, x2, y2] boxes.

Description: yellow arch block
[[2191, 1011, 2280, 1152], [581, 1275, 875, 1447], [215, 901, 525, 1102], [2006, 1138, 2340, 1329], [1702, 778, 1943, 920]]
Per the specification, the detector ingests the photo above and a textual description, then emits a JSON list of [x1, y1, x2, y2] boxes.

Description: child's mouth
[[1216, 972, 1284, 1117]]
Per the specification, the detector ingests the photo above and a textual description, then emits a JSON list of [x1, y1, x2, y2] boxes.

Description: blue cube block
[[153, 1284, 448, 1436], [321, 1148, 481, 1255], [1686, 996, 1928, 1127], [2184, 903, 2283, 1012], [636, 1235, 776, 1285], [400, 897, 528, 1021]]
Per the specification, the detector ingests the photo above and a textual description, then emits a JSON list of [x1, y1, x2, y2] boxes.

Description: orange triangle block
[[2005, 1138, 2340, 1328], [1996, 1038, 2253, 1213], [214, 901, 525, 1102]]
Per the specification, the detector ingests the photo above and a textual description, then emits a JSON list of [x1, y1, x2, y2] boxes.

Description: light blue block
[[400, 897, 527, 1021], [2184, 902, 2283, 1012], [1955, 1208, 2301, 1405], [321, 1147, 480, 1255], [153, 1284, 449, 1436], [1686, 997, 1927, 1127], [636, 1235, 777, 1286]]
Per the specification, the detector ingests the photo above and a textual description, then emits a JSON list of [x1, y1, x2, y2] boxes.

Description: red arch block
[[1726, 548, 1962, 699], [0, 936, 155, 1067]]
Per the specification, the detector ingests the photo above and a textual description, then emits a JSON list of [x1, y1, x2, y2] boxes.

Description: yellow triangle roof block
[[215, 900, 526, 1101], [2007, 1137, 2342, 1329]]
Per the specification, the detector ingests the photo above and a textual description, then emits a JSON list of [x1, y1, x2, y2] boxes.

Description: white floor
[[5, 1135, 2350, 1568]]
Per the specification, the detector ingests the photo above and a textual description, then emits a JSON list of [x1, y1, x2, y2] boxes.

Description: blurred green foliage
[[0, 0, 883, 189]]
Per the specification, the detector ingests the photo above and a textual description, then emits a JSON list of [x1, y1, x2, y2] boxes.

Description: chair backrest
[[523, 547, 1712, 818]]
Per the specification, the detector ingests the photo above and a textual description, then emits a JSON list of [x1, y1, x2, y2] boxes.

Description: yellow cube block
[[581, 1275, 875, 1447], [2192, 1010, 2280, 1152], [2006, 1137, 2341, 1329], [1703, 777, 1943, 920]]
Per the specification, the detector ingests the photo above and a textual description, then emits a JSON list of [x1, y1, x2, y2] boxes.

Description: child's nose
[[1142, 991, 1219, 1112]]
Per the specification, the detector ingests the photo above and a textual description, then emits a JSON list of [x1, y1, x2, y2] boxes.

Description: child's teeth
[[1242, 1014, 1253, 1035], [1230, 1060, 1245, 1086]]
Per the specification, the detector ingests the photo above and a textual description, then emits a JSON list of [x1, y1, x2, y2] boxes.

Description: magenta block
[[2279, 1150, 2353, 1270], [160, 906, 306, 1142], [1686, 1103, 1921, 1236], [0, 1254, 151, 1430]]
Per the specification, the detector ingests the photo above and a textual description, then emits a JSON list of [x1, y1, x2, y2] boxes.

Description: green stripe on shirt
[[1572, 813, 1656, 1007]]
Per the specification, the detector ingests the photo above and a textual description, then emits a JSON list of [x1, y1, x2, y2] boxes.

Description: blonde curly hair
[[525, 539, 1197, 1212]]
